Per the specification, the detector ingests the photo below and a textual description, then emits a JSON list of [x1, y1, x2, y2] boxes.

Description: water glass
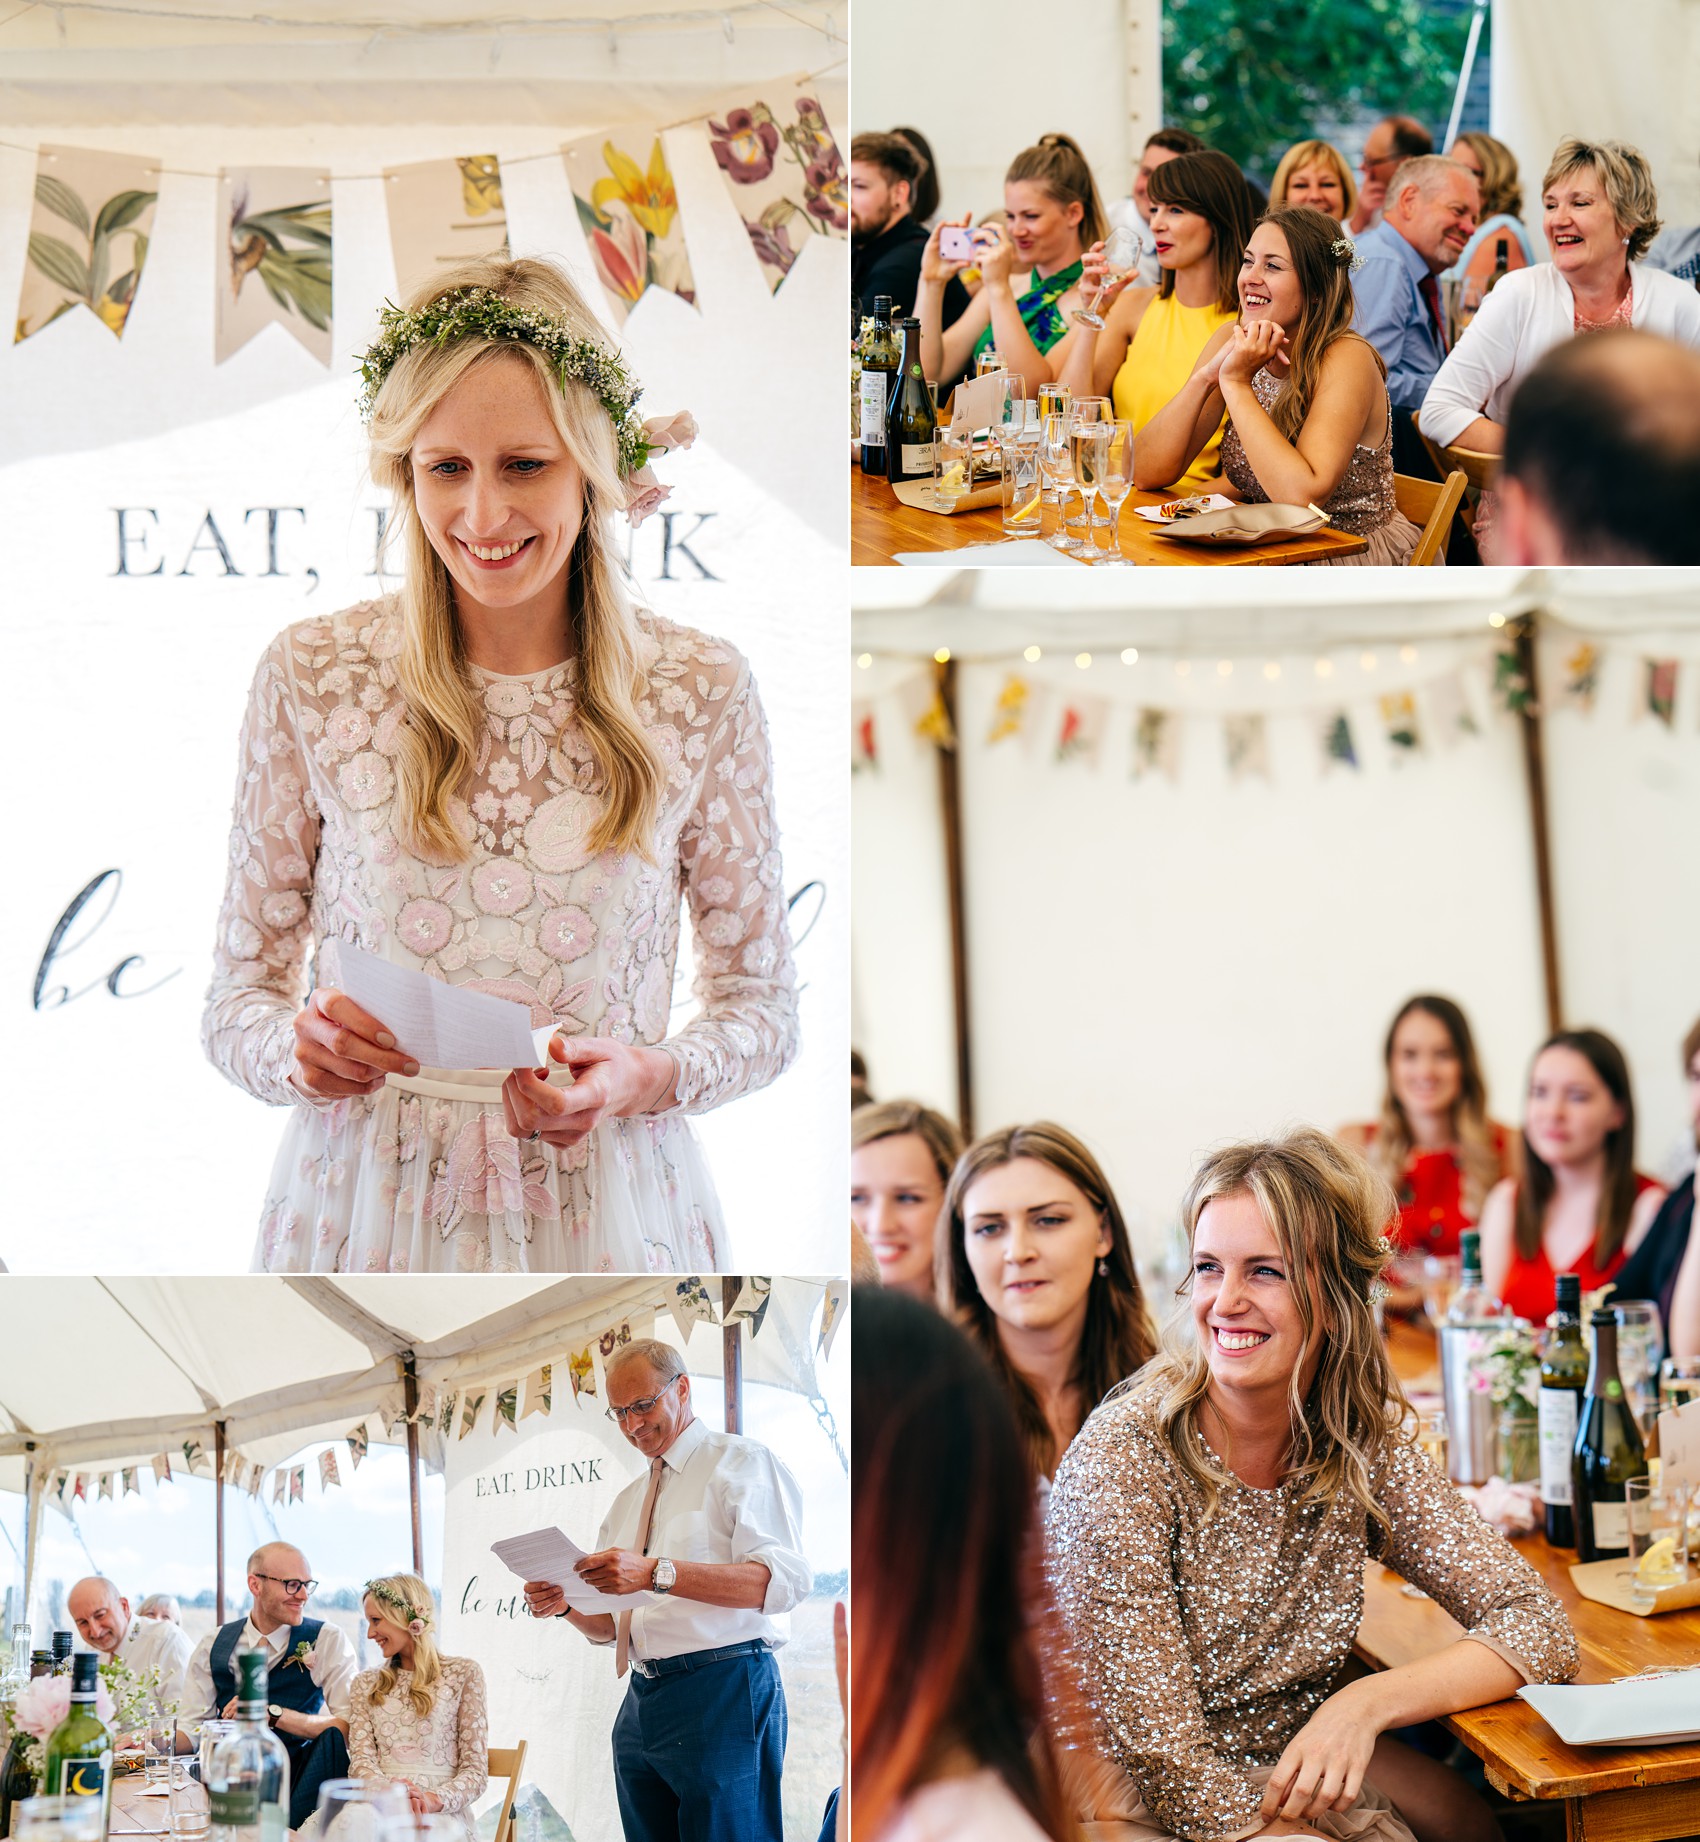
[[317, 1777, 413, 1842], [145, 1716, 174, 1784], [13, 1799, 105, 1842], [1074, 225, 1143, 328], [999, 435, 1043, 537], [931, 424, 975, 511], [1626, 1474, 1691, 1608], [198, 1719, 237, 1787], [1660, 1356, 1700, 1416], [169, 1759, 210, 1842]]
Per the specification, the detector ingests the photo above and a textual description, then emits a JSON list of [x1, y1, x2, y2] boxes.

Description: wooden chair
[[486, 1741, 528, 1842], [1392, 469, 1467, 567], [1419, 433, 1498, 494]]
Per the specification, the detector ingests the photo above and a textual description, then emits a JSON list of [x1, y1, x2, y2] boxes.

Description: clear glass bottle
[[206, 1653, 289, 1842]]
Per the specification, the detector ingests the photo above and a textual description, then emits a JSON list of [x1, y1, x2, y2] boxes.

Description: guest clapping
[[917, 133, 1105, 393], [1478, 1030, 1665, 1321], [1137, 207, 1423, 563], [1057, 150, 1253, 494], [1270, 140, 1357, 226], [851, 1099, 963, 1303], [1421, 139, 1700, 455], [941, 1123, 1156, 1481], [1047, 1129, 1578, 1842], [1448, 132, 1523, 223]]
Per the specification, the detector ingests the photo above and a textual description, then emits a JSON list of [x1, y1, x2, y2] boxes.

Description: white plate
[[1134, 493, 1234, 524]]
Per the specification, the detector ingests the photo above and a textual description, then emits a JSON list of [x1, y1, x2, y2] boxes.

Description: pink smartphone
[[939, 226, 977, 262]]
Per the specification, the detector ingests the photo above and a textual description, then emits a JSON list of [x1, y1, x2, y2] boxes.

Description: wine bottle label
[[901, 443, 936, 474], [1588, 1499, 1629, 1550], [57, 1751, 109, 1798], [1537, 1388, 1577, 1505], [859, 373, 888, 446]]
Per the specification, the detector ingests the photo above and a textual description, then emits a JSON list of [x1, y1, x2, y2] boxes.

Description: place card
[[1659, 1396, 1700, 1494]]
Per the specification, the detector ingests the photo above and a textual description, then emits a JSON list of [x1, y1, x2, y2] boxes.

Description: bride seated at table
[[1046, 1127, 1577, 1842], [305, 1573, 488, 1840]]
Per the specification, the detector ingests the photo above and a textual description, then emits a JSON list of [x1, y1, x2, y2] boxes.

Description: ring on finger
[[529, 1129, 541, 1141]]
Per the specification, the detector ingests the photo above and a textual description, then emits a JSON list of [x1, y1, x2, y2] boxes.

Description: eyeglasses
[[1361, 152, 1402, 175], [253, 1574, 318, 1597], [604, 1376, 681, 1424]]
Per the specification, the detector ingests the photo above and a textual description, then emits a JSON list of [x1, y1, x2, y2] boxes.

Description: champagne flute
[[1069, 422, 1108, 559], [1093, 420, 1136, 565], [1073, 226, 1143, 328], [1064, 398, 1108, 530], [1036, 383, 1072, 507], [1040, 411, 1078, 552]]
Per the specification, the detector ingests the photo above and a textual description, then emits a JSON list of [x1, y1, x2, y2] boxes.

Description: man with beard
[[852, 131, 966, 323]]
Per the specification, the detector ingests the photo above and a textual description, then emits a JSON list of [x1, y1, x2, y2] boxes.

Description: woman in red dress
[[1341, 995, 1517, 1263], [1478, 1029, 1665, 1322]]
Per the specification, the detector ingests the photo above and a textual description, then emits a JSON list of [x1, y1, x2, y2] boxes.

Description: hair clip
[[1331, 235, 1366, 273]]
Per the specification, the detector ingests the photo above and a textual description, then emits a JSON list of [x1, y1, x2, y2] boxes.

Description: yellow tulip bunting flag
[[563, 130, 697, 326], [702, 87, 847, 293], [383, 154, 510, 299], [216, 167, 332, 365], [18, 144, 159, 343]]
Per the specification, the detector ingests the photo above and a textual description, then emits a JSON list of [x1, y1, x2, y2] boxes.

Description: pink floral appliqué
[[425, 1117, 561, 1231]]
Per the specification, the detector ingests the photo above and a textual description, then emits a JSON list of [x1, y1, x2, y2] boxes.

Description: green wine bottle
[[858, 296, 898, 475], [1539, 1273, 1588, 1547], [1572, 1308, 1649, 1562], [207, 1652, 290, 1842], [43, 1652, 112, 1828], [884, 317, 938, 486]]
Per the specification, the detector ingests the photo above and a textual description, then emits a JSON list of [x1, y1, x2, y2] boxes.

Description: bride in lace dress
[[203, 257, 798, 1275]]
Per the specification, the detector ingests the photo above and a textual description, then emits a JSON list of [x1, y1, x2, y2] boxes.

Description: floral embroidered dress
[[204, 597, 798, 1274], [340, 1657, 488, 1842]]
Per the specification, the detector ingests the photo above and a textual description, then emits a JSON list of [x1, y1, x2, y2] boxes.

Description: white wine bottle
[[884, 317, 937, 486], [207, 1653, 290, 1842], [1538, 1272, 1588, 1547], [43, 1652, 113, 1830], [1571, 1308, 1648, 1562]]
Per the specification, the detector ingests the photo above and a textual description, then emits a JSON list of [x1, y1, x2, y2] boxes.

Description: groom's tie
[[616, 1456, 666, 1678]]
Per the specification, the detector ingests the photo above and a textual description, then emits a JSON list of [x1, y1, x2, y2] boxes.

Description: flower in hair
[[1331, 234, 1366, 273], [407, 1618, 425, 1637], [365, 1578, 432, 1632]]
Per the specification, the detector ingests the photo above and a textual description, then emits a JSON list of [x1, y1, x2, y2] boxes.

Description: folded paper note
[[333, 942, 562, 1070], [490, 1525, 654, 1617]]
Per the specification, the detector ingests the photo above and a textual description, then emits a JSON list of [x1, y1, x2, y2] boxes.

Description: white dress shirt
[[594, 1417, 811, 1662], [185, 1614, 357, 1721], [116, 1614, 197, 1718]]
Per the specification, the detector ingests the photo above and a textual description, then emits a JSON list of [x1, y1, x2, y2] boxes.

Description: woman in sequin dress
[[1136, 208, 1421, 566], [203, 257, 798, 1275], [1047, 1128, 1577, 1842], [940, 1123, 1158, 1482]]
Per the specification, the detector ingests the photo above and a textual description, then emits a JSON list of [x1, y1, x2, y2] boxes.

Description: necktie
[[1418, 271, 1446, 347], [615, 1457, 666, 1679]]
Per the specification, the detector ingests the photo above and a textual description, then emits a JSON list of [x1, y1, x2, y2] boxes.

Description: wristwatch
[[651, 1557, 677, 1595]]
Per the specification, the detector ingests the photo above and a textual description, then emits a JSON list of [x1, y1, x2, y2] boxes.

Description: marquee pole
[[402, 1356, 424, 1575], [20, 1444, 35, 1629], [721, 1280, 743, 1435], [1512, 613, 1563, 1033], [935, 657, 975, 1138], [213, 1422, 226, 1624]]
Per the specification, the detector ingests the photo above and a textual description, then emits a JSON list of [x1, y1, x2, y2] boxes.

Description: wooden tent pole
[[20, 1444, 35, 1629], [721, 1280, 743, 1435], [401, 1356, 424, 1575], [213, 1422, 226, 1624], [935, 657, 974, 1138], [1512, 615, 1563, 1032]]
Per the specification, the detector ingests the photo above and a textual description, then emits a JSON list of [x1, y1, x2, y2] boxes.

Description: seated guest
[[940, 1122, 1156, 1482], [67, 1577, 194, 1719], [1340, 995, 1517, 1262], [1138, 207, 1424, 563], [1478, 1030, 1666, 1322], [1058, 149, 1253, 494], [1048, 1127, 1579, 1842], [1350, 155, 1480, 464], [186, 1542, 354, 1831], [891, 126, 941, 227], [916, 133, 1104, 394], [1270, 138, 1358, 226], [328, 1574, 487, 1842], [1609, 1017, 1700, 1333], [1496, 329, 1700, 565], [135, 1594, 181, 1624], [1106, 125, 1209, 287], [1350, 114, 1434, 233], [1448, 131, 1523, 223], [1420, 138, 1700, 463], [851, 1098, 963, 1304], [852, 132, 966, 323], [852, 1287, 1078, 1842], [1646, 148, 1700, 284]]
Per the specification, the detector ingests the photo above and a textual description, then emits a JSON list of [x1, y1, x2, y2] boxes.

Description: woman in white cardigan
[[1420, 137, 1700, 453]]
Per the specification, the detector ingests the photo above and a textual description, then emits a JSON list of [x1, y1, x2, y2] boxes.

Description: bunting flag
[[494, 1383, 519, 1434], [182, 1440, 207, 1476], [1319, 711, 1358, 773], [563, 129, 697, 326], [818, 1278, 848, 1359], [1056, 695, 1109, 766], [1132, 707, 1181, 782], [318, 1449, 340, 1491], [851, 700, 879, 774], [97, 1473, 113, 1502], [1562, 643, 1600, 713], [568, 1346, 597, 1402], [522, 1364, 553, 1421], [724, 1275, 773, 1338], [247, 1463, 265, 1498], [215, 167, 332, 365], [437, 1391, 459, 1438], [1492, 644, 1532, 715], [1223, 712, 1269, 783], [18, 144, 159, 343], [1379, 691, 1421, 757], [986, 674, 1031, 745], [121, 1468, 139, 1498], [347, 1423, 369, 1470], [1425, 670, 1478, 747], [413, 1385, 439, 1427], [703, 88, 846, 292], [52, 1470, 69, 1501], [72, 1474, 88, 1503], [666, 1276, 718, 1343], [223, 1450, 246, 1484], [384, 154, 510, 298], [152, 1454, 172, 1485], [272, 1471, 287, 1506], [1644, 658, 1678, 726], [460, 1392, 486, 1439], [288, 1467, 305, 1505], [597, 1320, 635, 1361]]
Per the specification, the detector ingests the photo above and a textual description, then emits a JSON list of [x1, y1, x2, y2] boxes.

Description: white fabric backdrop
[[0, 84, 847, 1272]]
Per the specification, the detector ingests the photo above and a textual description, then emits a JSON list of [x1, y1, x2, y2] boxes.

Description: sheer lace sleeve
[[201, 631, 325, 1108], [666, 658, 799, 1115], [346, 1673, 387, 1786], [433, 1659, 489, 1815]]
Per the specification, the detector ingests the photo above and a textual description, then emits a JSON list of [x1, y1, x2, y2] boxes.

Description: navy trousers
[[286, 1725, 350, 1831], [612, 1644, 786, 1842]]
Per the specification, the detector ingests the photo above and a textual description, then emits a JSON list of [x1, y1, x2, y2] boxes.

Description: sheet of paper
[[1659, 1396, 1700, 1494], [895, 541, 1082, 567], [490, 1525, 654, 1616], [332, 943, 561, 1070]]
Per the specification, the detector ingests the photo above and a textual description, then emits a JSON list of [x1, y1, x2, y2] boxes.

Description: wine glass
[[1093, 420, 1136, 565], [316, 1779, 412, 1842], [1066, 398, 1110, 530], [1069, 422, 1108, 559], [1616, 1301, 1664, 1430], [1035, 383, 1072, 506], [1073, 226, 1143, 328], [1040, 411, 1078, 552], [1421, 1255, 1462, 1333]]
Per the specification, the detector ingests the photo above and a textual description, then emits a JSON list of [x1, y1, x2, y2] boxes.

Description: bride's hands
[[292, 989, 420, 1098], [500, 1035, 677, 1148]]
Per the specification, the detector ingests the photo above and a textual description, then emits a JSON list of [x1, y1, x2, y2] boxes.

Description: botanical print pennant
[[347, 1423, 369, 1469], [18, 143, 159, 342], [318, 1448, 340, 1490], [818, 1279, 847, 1359], [1643, 658, 1678, 727], [384, 154, 510, 299], [272, 1471, 286, 1506], [494, 1383, 519, 1434], [666, 1276, 718, 1344], [122, 1468, 139, 1497], [1320, 711, 1358, 772], [247, 1463, 264, 1498], [216, 167, 332, 365], [703, 88, 846, 292], [986, 674, 1030, 745], [568, 1346, 597, 1402], [1425, 670, 1479, 747], [460, 1392, 486, 1439], [522, 1364, 553, 1421], [1223, 712, 1269, 783], [724, 1275, 773, 1338], [97, 1474, 113, 1502], [563, 130, 696, 326], [1379, 691, 1422, 757], [1132, 708, 1181, 783], [851, 700, 878, 774], [1562, 643, 1600, 713], [1056, 696, 1108, 767], [151, 1454, 172, 1485], [288, 1466, 305, 1504]]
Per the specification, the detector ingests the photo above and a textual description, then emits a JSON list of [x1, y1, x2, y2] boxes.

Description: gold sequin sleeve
[[1369, 1440, 1580, 1685], [1047, 1398, 1269, 1842]]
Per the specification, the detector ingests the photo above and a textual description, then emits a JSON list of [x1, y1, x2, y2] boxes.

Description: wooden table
[[850, 461, 1370, 567], [1365, 1316, 1700, 1840], [110, 1769, 171, 1835]]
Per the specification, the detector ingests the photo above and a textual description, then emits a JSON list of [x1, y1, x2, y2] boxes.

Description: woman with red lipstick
[[1477, 1029, 1665, 1323], [851, 1098, 963, 1304], [1421, 138, 1700, 458], [1136, 206, 1422, 565], [1047, 1128, 1578, 1842], [205, 255, 798, 1274], [940, 1122, 1156, 1481]]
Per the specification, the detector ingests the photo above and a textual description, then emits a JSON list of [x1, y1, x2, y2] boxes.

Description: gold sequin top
[[1219, 366, 1399, 536], [1046, 1383, 1579, 1842]]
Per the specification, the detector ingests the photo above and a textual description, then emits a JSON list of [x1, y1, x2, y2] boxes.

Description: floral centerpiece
[[5, 1672, 118, 1779], [1470, 1321, 1542, 1483]]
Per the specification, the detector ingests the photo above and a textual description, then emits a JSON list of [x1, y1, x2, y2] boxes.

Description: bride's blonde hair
[[367, 255, 664, 866], [364, 1573, 441, 1718]]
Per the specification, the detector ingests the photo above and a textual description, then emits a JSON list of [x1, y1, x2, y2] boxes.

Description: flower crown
[[355, 287, 697, 523], [1330, 234, 1366, 274], [365, 1579, 431, 1638]]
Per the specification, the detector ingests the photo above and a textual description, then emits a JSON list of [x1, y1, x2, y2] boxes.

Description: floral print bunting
[[216, 167, 332, 365], [18, 144, 158, 342], [563, 131, 696, 326], [704, 89, 846, 292], [384, 154, 509, 299]]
